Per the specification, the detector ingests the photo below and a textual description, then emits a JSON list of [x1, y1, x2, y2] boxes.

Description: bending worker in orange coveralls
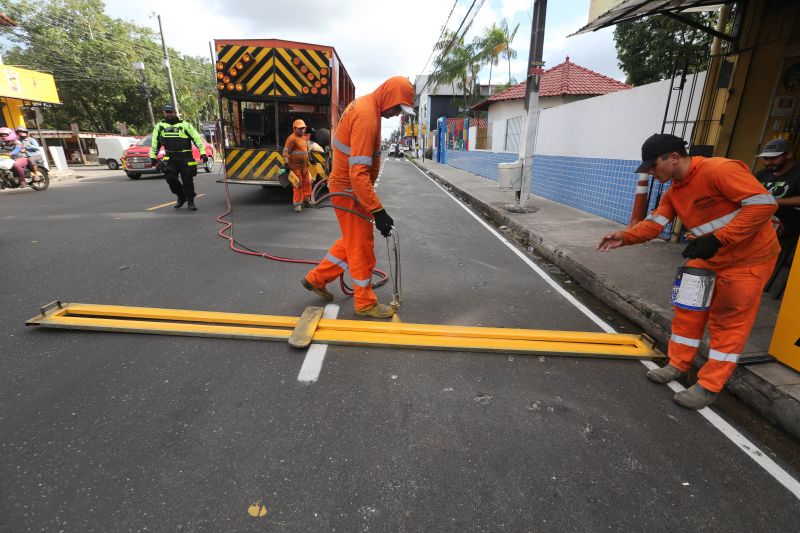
[[598, 134, 779, 409], [301, 76, 415, 318], [282, 119, 312, 212]]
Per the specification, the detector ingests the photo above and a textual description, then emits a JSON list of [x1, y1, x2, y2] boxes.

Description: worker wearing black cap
[[598, 133, 779, 409], [150, 103, 208, 210]]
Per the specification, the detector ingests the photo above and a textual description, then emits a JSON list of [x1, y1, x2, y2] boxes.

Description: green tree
[[430, 30, 475, 116], [474, 23, 505, 94], [0, 0, 215, 133], [498, 18, 519, 85], [613, 12, 718, 86]]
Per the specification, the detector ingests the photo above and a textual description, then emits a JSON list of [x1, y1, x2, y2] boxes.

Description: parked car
[[96, 136, 139, 170], [121, 135, 214, 179], [389, 143, 403, 158]]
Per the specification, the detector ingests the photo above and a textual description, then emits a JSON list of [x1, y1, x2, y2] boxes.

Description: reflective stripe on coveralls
[[645, 213, 671, 226], [670, 334, 700, 347]]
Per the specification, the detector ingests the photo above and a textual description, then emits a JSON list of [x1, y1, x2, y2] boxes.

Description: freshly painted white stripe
[[670, 334, 701, 347], [297, 304, 339, 383], [411, 161, 800, 501]]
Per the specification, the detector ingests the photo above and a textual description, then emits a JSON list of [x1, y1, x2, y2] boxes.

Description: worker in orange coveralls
[[282, 119, 312, 212], [301, 76, 415, 318], [598, 134, 779, 409]]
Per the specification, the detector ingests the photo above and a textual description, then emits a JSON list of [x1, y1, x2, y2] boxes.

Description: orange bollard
[[628, 175, 650, 227]]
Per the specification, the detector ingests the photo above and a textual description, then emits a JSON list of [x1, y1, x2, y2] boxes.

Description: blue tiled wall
[[531, 155, 640, 224], [445, 151, 667, 227], [446, 150, 520, 182]]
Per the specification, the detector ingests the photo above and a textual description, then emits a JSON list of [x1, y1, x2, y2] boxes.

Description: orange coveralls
[[305, 77, 414, 311], [283, 132, 311, 206], [623, 157, 779, 392]]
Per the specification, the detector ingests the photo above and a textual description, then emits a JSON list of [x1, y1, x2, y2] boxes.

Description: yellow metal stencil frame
[[27, 302, 664, 359]]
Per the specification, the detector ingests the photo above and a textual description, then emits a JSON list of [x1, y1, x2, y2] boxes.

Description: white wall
[[535, 72, 707, 159], [486, 100, 526, 152]]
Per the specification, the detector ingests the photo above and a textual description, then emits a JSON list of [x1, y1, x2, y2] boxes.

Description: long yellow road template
[[27, 302, 663, 359]]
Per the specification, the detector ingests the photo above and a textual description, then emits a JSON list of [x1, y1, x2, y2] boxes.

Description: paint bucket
[[671, 262, 716, 311]]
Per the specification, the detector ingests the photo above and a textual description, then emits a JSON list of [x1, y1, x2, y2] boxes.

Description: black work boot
[[187, 198, 197, 211], [174, 194, 186, 208]]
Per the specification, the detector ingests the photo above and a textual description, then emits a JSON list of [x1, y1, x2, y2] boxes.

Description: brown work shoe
[[673, 384, 718, 410], [301, 277, 333, 302], [355, 303, 395, 318], [646, 364, 682, 384]]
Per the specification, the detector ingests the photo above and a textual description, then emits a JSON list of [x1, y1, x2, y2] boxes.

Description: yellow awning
[[0, 65, 60, 104], [571, 0, 732, 35]]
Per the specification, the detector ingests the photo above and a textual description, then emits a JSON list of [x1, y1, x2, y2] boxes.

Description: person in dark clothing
[[755, 138, 800, 240], [150, 103, 207, 210]]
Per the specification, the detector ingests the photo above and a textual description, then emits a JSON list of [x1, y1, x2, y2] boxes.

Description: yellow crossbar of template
[[26, 302, 663, 359]]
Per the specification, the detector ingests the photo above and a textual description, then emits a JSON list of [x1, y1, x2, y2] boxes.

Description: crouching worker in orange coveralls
[[597, 134, 779, 409], [301, 76, 415, 318], [282, 119, 312, 212]]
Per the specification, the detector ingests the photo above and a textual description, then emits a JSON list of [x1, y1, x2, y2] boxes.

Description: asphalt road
[[1, 160, 799, 532]]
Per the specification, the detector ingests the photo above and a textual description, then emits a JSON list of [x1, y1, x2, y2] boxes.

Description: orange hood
[[372, 76, 414, 113]]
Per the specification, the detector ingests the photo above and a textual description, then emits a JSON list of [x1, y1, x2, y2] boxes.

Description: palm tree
[[431, 30, 474, 115], [499, 18, 520, 85], [475, 24, 506, 95]]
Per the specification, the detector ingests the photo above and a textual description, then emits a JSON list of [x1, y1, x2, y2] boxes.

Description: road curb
[[409, 157, 800, 441]]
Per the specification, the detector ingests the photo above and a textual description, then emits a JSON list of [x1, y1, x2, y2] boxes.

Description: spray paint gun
[[385, 227, 402, 310]]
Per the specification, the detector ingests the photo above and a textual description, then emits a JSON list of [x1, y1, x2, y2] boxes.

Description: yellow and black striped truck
[[213, 38, 355, 186]]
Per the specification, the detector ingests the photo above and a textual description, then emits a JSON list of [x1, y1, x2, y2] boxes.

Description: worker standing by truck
[[282, 119, 312, 212], [150, 103, 207, 211], [301, 76, 415, 318], [597, 134, 779, 409]]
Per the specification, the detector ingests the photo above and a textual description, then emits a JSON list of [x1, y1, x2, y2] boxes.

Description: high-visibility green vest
[[150, 119, 205, 158]]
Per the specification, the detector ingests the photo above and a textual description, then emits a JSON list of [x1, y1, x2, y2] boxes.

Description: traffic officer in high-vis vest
[[598, 134, 779, 409], [150, 103, 207, 211], [302, 76, 415, 318]]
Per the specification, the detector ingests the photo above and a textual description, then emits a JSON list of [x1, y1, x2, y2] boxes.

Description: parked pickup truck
[[121, 135, 215, 179]]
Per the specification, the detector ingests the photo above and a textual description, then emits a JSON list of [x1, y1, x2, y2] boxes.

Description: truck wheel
[[107, 159, 120, 170], [126, 172, 141, 179]]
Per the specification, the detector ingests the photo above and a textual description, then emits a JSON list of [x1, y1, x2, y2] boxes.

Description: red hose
[[216, 170, 388, 296]]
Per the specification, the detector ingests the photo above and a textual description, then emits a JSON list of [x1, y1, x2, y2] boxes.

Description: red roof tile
[[471, 57, 630, 110]]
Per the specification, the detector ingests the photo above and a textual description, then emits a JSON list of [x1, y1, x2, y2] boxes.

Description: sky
[[103, 0, 624, 139]]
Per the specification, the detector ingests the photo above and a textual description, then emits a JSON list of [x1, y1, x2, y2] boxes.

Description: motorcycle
[[0, 154, 49, 191]]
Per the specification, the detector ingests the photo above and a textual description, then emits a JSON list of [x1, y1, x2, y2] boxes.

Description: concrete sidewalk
[[410, 156, 800, 441]]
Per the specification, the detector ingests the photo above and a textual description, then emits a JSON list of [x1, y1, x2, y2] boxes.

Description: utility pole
[[132, 62, 156, 127], [516, 0, 547, 210], [157, 14, 179, 115]]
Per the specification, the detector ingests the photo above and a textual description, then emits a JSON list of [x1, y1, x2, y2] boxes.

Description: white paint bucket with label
[[671, 263, 716, 311]]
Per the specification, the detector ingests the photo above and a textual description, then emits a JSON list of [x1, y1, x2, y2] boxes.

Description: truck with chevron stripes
[[213, 38, 355, 187]]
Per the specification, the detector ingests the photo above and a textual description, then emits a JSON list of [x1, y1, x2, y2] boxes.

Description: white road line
[[297, 304, 339, 383], [409, 161, 800, 501]]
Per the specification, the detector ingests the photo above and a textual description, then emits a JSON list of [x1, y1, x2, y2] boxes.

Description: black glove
[[201, 154, 208, 163], [372, 208, 394, 237], [150, 158, 158, 167], [682, 234, 722, 260]]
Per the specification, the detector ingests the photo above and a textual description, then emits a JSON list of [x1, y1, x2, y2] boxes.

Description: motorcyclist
[[15, 127, 42, 181], [0, 127, 29, 188]]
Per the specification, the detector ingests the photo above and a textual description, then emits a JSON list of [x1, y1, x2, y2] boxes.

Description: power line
[[419, 0, 485, 95], [419, 0, 459, 77]]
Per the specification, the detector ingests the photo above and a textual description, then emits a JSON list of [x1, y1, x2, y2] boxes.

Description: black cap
[[635, 133, 687, 173], [163, 103, 176, 112], [756, 138, 790, 158]]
